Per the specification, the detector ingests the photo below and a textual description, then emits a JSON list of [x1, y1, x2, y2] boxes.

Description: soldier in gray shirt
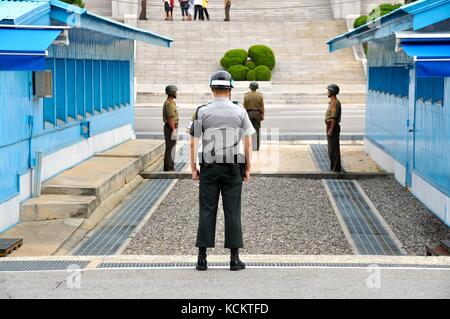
[[190, 71, 255, 271]]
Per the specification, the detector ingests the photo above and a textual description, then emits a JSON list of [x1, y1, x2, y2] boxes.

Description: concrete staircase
[[135, 0, 367, 106], [144, 0, 333, 21]]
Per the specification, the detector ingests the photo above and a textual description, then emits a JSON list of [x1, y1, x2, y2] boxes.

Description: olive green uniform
[[163, 99, 179, 171], [325, 99, 342, 172], [243, 91, 265, 151]]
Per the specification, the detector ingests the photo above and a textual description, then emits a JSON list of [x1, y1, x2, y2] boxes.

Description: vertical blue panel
[[66, 59, 76, 121], [113, 61, 119, 108], [85, 59, 93, 116], [101, 60, 108, 112], [366, 91, 409, 165], [107, 60, 115, 109], [93, 60, 101, 114], [43, 58, 56, 127], [118, 61, 124, 107], [368, 67, 409, 97], [0, 72, 32, 202], [76, 59, 85, 118], [416, 77, 444, 105], [413, 77, 450, 195], [55, 59, 66, 124], [125, 61, 130, 104]]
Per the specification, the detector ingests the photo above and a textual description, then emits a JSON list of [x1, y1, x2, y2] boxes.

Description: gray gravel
[[359, 177, 450, 256], [124, 178, 353, 255]]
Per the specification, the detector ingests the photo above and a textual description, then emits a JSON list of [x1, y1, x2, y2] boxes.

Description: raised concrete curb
[[1, 254, 449, 268], [140, 171, 391, 180]]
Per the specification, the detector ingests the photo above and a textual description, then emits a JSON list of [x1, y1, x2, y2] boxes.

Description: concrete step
[[41, 157, 142, 202], [21, 195, 98, 222]]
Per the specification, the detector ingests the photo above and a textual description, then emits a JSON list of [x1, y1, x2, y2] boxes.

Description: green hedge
[[353, 3, 402, 28], [218, 45, 275, 81], [220, 49, 248, 69], [353, 15, 368, 29], [245, 60, 256, 70], [61, 0, 85, 7], [254, 65, 272, 81], [248, 45, 276, 70], [228, 65, 250, 81]]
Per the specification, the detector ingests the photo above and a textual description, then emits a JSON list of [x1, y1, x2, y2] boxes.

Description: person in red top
[[169, 0, 175, 20]]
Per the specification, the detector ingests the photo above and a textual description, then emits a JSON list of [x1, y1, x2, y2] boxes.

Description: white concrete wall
[[41, 124, 133, 181], [0, 125, 133, 233], [112, 0, 139, 21], [364, 138, 406, 186], [365, 138, 450, 227]]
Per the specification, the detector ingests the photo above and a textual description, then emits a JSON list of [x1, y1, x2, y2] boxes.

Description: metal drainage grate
[[310, 144, 330, 172], [73, 145, 188, 256], [0, 260, 89, 272], [310, 144, 403, 256], [326, 179, 404, 256], [97, 262, 450, 269]]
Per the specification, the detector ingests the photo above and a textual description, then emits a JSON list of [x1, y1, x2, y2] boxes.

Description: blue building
[[0, 0, 172, 232], [328, 0, 450, 226]]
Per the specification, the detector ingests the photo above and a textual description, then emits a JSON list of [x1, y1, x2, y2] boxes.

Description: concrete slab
[[41, 157, 141, 202], [96, 139, 164, 169], [252, 144, 318, 173], [20, 195, 98, 222], [0, 219, 83, 257], [341, 145, 384, 173]]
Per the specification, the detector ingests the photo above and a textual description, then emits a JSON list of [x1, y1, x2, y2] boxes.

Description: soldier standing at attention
[[190, 71, 255, 271], [163, 85, 179, 171], [243, 81, 265, 151], [325, 84, 342, 172]]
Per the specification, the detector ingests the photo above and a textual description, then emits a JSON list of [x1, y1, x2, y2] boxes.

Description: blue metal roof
[[0, 25, 66, 70], [0, 0, 173, 47], [327, 0, 450, 52], [50, 0, 173, 47], [396, 32, 450, 77], [0, 0, 50, 25]]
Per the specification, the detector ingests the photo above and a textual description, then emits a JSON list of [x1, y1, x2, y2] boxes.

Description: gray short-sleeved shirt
[[190, 97, 256, 164]]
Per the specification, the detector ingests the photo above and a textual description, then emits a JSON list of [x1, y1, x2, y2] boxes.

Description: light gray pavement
[[1, 267, 449, 299], [134, 105, 365, 137]]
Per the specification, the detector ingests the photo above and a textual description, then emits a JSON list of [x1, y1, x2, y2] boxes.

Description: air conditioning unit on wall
[[33, 71, 52, 98]]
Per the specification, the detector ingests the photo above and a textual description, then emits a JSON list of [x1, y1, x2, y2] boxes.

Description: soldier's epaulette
[[193, 103, 208, 120]]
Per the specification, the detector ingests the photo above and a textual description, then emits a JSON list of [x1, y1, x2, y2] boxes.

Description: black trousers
[[203, 7, 210, 20], [163, 123, 177, 171], [247, 110, 261, 151], [327, 123, 342, 172], [196, 163, 244, 249], [194, 5, 204, 20]]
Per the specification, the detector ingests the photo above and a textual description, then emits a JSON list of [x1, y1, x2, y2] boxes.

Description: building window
[[368, 66, 409, 98], [416, 77, 444, 105], [43, 58, 131, 129]]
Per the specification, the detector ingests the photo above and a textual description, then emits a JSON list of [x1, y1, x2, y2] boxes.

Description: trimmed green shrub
[[220, 49, 248, 69], [245, 60, 256, 70], [247, 69, 256, 81], [228, 65, 250, 81], [353, 3, 402, 28], [248, 45, 276, 70], [368, 3, 402, 22], [254, 65, 271, 81], [353, 15, 368, 29]]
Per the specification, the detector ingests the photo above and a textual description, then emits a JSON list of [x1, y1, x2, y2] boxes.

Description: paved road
[[135, 105, 365, 138], [1, 267, 448, 299]]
